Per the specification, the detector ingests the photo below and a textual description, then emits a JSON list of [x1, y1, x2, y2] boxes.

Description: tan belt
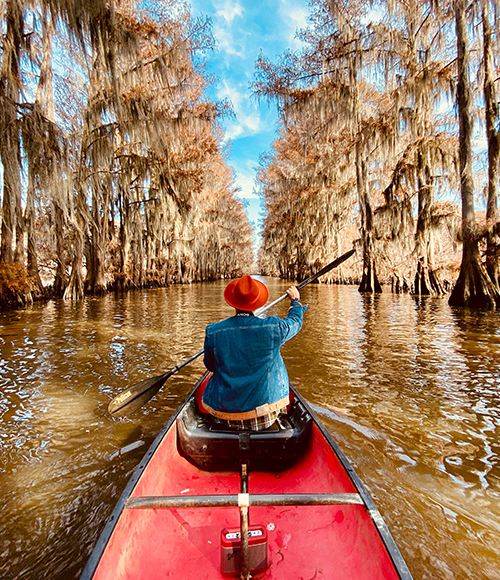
[[203, 396, 289, 421]]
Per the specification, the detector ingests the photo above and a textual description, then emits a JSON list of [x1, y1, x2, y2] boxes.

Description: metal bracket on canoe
[[125, 492, 363, 510]]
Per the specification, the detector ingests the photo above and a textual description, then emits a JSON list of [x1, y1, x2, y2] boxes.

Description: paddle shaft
[[160, 248, 356, 376], [254, 248, 355, 315]]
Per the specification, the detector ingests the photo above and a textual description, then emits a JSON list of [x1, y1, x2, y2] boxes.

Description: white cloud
[[216, 80, 243, 108], [215, 0, 243, 24], [279, 0, 308, 49], [216, 80, 262, 142], [223, 113, 261, 142], [224, 123, 245, 141], [211, 0, 245, 57], [213, 23, 244, 57], [242, 112, 260, 132], [288, 5, 308, 28], [234, 169, 257, 199], [233, 162, 260, 200]]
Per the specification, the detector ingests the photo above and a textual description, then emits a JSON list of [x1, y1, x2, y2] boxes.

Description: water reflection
[[0, 283, 498, 578]]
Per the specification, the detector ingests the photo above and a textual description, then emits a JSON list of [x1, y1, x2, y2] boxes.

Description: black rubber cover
[[176, 399, 312, 471]]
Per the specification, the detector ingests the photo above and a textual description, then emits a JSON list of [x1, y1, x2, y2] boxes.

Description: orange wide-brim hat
[[224, 275, 269, 312]]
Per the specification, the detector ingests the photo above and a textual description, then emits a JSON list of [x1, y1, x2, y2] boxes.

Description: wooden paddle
[[108, 248, 355, 416]]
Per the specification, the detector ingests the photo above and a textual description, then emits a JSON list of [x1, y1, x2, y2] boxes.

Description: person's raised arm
[[275, 286, 306, 345]]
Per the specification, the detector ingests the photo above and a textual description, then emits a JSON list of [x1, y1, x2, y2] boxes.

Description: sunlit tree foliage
[[257, 0, 499, 309], [0, 0, 252, 307]]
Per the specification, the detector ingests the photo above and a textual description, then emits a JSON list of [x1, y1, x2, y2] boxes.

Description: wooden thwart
[[125, 492, 364, 510]]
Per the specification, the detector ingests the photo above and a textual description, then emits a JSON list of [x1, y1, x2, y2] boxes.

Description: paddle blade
[[108, 373, 170, 416]]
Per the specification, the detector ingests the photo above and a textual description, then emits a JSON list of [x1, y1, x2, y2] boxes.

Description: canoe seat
[[176, 397, 312, 472]]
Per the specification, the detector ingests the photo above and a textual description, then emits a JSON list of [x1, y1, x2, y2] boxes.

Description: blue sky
[[190, 0, 309, 241]]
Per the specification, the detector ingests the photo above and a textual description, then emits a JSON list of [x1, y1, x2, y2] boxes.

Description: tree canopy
[[0, 0, 253, 307], [257, 0, 499, 309]]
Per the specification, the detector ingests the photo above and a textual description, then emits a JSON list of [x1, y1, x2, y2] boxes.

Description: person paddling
[[200, 275, 307, 430]]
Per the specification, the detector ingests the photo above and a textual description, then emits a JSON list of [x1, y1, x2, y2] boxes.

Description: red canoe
[[82, 374, 411, 579]]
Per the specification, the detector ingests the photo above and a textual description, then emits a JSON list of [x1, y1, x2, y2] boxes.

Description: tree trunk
[[356, 141, 382, 293], [0, 1, 32, 307], [64, 231, 85, 301], [482, 0, 499, 287], [0, 0, 22, 265], [130, 200, 144, 287], [350, 46, 382, 295], [24, 6, 55, 299], [14, 188, 25, 265], [63, 188, 86, 301], [52, 203, 67, 296], [414, 152, 444, 295], [115, 185, 132, 290], [86, 187, 109, 295], [1, 146, 22, 265], [449, 0, 499, 309], [25, 175, 45, 297], [39, 8, 65, 297]]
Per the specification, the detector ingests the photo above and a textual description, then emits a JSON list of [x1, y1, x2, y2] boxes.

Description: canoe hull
[[83, 376, 411, 579]]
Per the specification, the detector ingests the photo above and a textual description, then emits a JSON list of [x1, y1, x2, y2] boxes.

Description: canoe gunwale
[[81, 374, 412, 579], [291, 387, 412, 580]]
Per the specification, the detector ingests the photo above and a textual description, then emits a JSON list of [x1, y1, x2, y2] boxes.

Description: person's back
[[201, 275, 306, 430]]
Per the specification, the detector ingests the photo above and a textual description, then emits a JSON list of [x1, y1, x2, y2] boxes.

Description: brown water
[[0, 282, 498, 579]]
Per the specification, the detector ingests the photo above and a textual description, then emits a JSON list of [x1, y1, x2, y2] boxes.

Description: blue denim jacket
[[202, 300, 306, 413]]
